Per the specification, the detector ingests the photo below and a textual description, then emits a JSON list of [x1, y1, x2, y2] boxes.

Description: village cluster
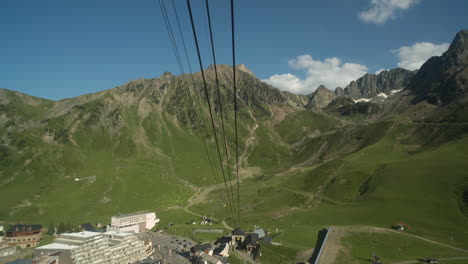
[[0, 211, 275, 264]]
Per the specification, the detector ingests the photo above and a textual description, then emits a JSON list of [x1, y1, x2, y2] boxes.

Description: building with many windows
[[34, 231, 148, 264], [5, 225, 43, 248], [106, 211, 159, 233]]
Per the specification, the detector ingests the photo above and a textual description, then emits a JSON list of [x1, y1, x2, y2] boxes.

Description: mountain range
[[0, 29, 467, 248]]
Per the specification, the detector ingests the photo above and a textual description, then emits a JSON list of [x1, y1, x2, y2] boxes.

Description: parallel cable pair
[[160, 0, 241, 227], [159, 0, 221, 193]]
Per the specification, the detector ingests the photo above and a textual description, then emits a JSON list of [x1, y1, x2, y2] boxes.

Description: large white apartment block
[[34, 231, 147, 264], [107, 211, 159, 233]]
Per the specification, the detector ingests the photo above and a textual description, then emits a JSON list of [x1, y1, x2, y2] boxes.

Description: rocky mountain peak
[[316, 85, 328, 92], [451, 30, 468, 49], [408, 29, 468, 104], [161, 72, 175, 80], [236, 64, 255, 76], [446, 29, 468, 67], [306, 85, 337, 109]]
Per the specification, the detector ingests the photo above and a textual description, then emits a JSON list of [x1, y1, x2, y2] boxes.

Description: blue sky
[[0, 0, 467, 99]]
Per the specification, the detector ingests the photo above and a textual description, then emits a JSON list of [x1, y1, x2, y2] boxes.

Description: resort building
[[5, 225, 43, 248], [106, 211, 159, 233], [34, 231, 148, 264]]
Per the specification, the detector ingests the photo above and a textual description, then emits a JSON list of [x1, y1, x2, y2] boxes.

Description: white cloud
[[262, 55, 368, 94], [394, 42, 450, 70], [262, 73, 304, 94], [359, 0, 420, 24]]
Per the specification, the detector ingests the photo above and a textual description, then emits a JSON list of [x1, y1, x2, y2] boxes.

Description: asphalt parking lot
[[140, 232, 197, 264]]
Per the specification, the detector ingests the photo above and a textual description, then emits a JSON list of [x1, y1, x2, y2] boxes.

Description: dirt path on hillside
[[318, 227, 347, 264], [279, 186, 345, 207], [180, 187, 216, 220], [296, 248, 315, 264], [222, 220, 233, 231], [100, 167, 119, 203], [239, 109, 259, 167]]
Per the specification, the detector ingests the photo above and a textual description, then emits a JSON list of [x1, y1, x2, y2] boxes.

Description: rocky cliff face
[[281, 91, 309, 107], [408, 30, 468, 104], [335, 87, 345, 97], [343, 68, 415, 100], [306, 85, 337, 109]]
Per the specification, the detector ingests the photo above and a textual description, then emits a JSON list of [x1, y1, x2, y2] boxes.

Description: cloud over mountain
[[394, 42, 450, 70], [263, 55, 368, 94]]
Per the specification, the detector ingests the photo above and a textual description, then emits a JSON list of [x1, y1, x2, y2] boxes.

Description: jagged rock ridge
[[343, 68, 415, 100], [408, 30, 468, 104]]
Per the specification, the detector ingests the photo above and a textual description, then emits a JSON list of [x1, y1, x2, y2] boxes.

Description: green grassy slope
[[184, 121, 468, 262], [337, 231, 468, 264], [1, 63, 468, 264]]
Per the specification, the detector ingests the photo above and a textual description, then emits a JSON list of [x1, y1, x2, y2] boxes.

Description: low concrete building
[[34, 231, 147, 264], [5, 225, 43, 248], [0, 240, 17, 258], [107, 211, 159, 233]]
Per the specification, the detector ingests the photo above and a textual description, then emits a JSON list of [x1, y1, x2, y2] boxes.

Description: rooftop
[[60, 231, 102, 238], [104, 231, 134, 237], [201, 254, 225, 264], [231, 228, 246, 236], [253, 228, 266, 238], [7, 224, 42, 233], [113, 211, 153, 218], [192, 243, 213, 252], [36, 243, 79, 250]]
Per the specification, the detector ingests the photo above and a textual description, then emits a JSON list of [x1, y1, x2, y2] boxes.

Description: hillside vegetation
[[1, 30, 468, 264]]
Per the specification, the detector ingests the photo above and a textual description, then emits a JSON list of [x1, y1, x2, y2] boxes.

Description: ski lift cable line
[[160, 0, 185, 78], [186, 0, 236, 219], [231, 0, 241, 227], [169, 0, 222, 188], [161, 0, 224, 213], [204, 0, 237, 224]]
